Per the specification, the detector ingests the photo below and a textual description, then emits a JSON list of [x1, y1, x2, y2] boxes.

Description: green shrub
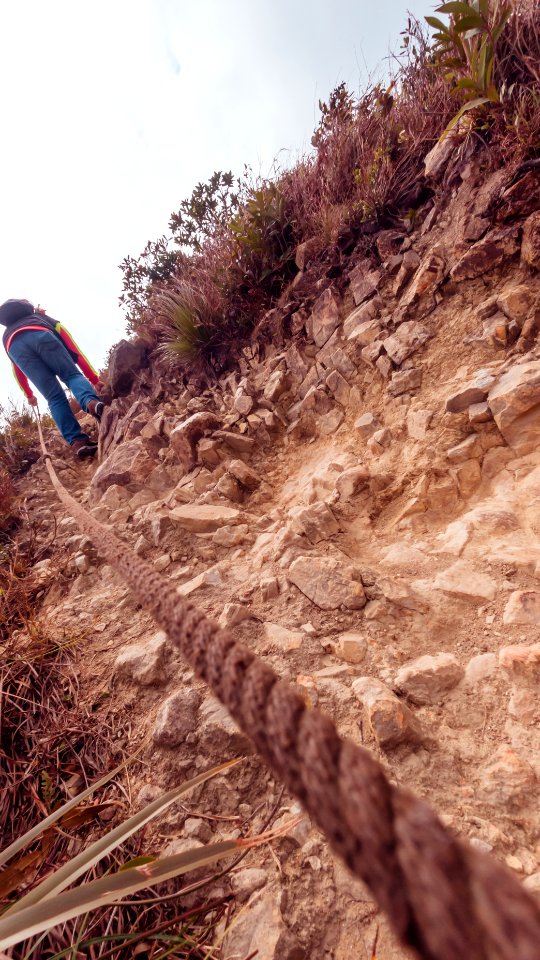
[[169, 170, 242, 253], [229, 182, 297, 292], [427, 0, 513, 135], [120, 171, 243, 329]]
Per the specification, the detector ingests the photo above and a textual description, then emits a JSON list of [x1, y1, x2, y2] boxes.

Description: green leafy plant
[[169, 170, 242, 253], [229, 183, 297, 290], [311, 82, 355, 151], [119, 237, 187, 329], [427, 0, 514, 133]]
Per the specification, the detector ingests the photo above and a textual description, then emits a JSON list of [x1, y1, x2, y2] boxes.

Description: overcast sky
[[0, 0, 434, 410]]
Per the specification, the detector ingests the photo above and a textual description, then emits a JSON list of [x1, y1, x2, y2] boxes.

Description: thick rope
[[35, 415, 540, 960]]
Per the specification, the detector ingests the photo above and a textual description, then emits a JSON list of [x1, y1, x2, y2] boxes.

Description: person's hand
[[28, 396, 38, 407], [35, 304, 46, 314]]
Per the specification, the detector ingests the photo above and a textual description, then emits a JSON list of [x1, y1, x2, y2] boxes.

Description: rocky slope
[[17, 149, 540, 958]]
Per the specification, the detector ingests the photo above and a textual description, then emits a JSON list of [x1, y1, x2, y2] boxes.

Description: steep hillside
[[11, 147, 540, 958]]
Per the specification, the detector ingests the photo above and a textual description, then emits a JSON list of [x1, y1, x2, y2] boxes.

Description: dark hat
[[0, 299, 35, 326]]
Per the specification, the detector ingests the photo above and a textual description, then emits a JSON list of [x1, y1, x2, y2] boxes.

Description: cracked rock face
[[488, 360, 540, 452]]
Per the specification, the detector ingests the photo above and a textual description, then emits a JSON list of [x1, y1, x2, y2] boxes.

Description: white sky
[[0, 0, 434, 410]]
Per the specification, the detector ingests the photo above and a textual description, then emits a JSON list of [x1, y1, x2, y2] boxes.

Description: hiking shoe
[[71, 438, 98, 460], [87, 399, 106, 421]]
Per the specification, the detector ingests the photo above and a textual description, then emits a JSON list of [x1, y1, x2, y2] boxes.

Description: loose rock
[[450, 227, 520, 281], [153, 688, 202, 748], [288, 555, 366, 610], [445, 371, 496, 413], [334, 631, 367, 664], [170, 504, 241, 533], [388, 367, 422, 397], [355, 412, 380, 438], [307, 288, 340, 347], [170, 412, 221, 472], [218, 602, 251, 628], [479, 746, 536, 806], [464, 653, 498, 685], [222, 888, 305, 960], [352, 677, 422, 750], [114, 631, 168, 686], [263, 622, 304, 652], [394, 653, 464, 705], [289, 502, 340, 544], [434, 561, 497, 602], [503, 590, 540, 625], [90, 439, 154, 500], [349, 263, 382, 306], [488, 361, 540, 451], [383, 321, 431, 365], [521, 210, 540, 269]]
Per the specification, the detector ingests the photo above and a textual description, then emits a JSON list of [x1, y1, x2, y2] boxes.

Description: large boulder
[[108, 339, 149, 397], [90, 438, 154, 501], [488, 360, 540, 452], [169, 411, 221, 472]]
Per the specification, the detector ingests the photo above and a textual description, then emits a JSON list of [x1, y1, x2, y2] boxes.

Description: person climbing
[[0, 299, 108, 459]]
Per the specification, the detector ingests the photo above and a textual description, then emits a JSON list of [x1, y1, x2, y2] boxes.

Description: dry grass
[[0, 593, 233, 959], [0, 622, 113, 856], [17, 897, 231, 960], [279, 24, 454, 240]]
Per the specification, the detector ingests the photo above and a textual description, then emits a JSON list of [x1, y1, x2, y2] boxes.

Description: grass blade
[[6, 759, 241, 915], [0, 841, 239, 950]]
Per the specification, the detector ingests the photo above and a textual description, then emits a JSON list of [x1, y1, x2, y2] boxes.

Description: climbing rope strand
[[34, 412, 540, 960]]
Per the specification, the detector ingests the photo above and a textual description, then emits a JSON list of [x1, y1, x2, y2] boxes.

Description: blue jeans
[[9, 330, 99, 445]]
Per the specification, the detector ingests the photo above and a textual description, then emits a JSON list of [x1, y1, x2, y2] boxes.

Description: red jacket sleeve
[[55, 323, 99, 385], [11, 361, 36, 402]]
